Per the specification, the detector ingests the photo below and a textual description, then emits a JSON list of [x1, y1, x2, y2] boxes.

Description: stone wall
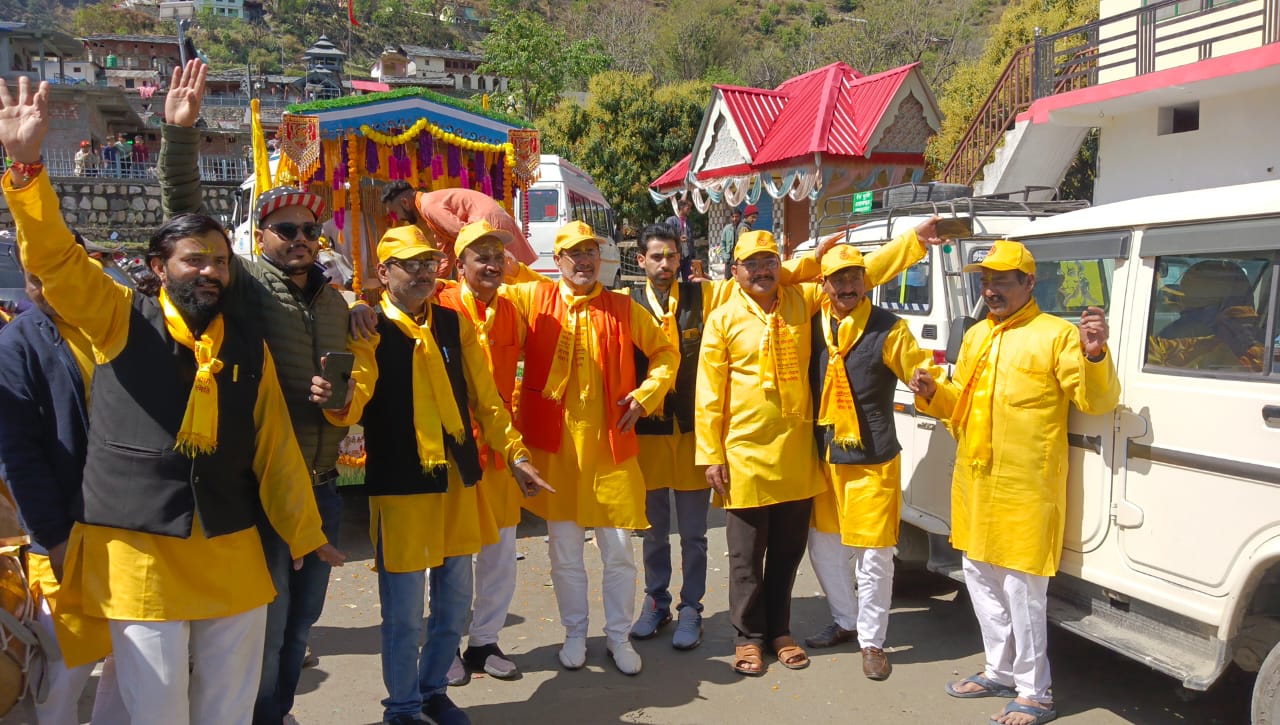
[[0, 176, 243, 245]]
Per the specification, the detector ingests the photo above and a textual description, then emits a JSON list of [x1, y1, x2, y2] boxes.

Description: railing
[[1034, 0, 1279, 98], [938, 44, 1035, 186], [941, 0, 1278, 186], [25, 147, 249, 183]]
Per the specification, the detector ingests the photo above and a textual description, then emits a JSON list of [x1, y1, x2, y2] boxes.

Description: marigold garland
[[347, 135, 363, 295]]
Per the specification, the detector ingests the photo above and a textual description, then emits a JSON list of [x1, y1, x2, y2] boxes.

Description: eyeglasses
[[739, 257, 780, 272], [390, 258, 440, 275], [265, 222, 324, 242]]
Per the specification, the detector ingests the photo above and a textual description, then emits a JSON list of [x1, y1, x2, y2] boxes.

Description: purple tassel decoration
[[447, 144, 460, 177], [491, 157, 505, 202], [365, 138, 379, 175], [334, 207, 345, 230]]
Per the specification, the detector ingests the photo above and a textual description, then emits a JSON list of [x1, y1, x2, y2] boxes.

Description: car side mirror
[[946, 316, 978, 364]]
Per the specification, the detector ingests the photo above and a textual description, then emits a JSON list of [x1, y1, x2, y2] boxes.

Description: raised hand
[[165, 59, 208, 128], [0, 76, 50, 164], [1079, 306, 1109, 361], [813, 231, 840, 264]]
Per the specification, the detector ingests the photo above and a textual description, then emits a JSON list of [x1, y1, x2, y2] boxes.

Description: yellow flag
[[250, 98, 273, 208]]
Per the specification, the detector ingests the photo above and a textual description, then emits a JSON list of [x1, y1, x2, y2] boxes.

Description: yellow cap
[[963, 239, 1036, 275], [377, 225, 444, 264], [733, 230, 780, 261], [820, 244, 867, 278], [454, 219, 513, 259], [553, 220, 607, 254]]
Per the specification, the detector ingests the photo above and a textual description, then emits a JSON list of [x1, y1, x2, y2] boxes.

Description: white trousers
[[33, 596, 127, 725], [547, 522, 635, 644], [108, 605, 268, 725], [962, 555, 1052, 703], [807, 530, 894, 649], [469, 525, 517, 647]]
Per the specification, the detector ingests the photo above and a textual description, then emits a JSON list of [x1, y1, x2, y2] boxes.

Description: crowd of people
[[0, 62, 1121, 725]]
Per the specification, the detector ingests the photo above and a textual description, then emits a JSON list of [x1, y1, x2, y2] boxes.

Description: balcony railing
[[1033, 0, 1280, 98], [25, 147, 250, 183]]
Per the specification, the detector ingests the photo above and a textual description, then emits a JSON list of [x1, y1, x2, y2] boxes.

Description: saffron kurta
[[437, 282, 529, 529], [810, 306, 943, 548], [918, 303, 1120, 576], [500, 281, 678, 529], [694, 230, 930, 510], [327, 307, 527, 572], [7, 172, 326, 660]]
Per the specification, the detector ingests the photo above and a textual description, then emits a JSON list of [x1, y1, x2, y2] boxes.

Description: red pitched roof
[[650, 61, 925, 189], [716, 86, 788, 157], [651, 153, 690, 190], [752, 62, 917, 169]]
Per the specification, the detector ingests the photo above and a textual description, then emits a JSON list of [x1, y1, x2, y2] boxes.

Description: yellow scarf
[[160, 290, 225, 457], [645, 281, 681, 352], [543, 282, 601, 403], [459, 281, 496, 372], [380, 297, 467, 471], [951, 300, 1041, 471], [817, 298, 870, 447], [737, 287, 804, 419]]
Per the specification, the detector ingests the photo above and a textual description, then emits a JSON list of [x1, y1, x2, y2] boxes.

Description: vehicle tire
[[1253, 639, 1280, 724], [884, 182, 972, 208]]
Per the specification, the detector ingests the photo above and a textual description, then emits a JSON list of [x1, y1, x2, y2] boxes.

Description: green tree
[[652, 0, 742, 82], [539, 71, 708, 228], [926, 0, 1097, 173], [72, 0, 168, 36], [480, 9, 610, 121]]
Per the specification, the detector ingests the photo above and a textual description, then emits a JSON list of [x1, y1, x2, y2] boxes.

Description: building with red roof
[[652, 61, 941, 246]]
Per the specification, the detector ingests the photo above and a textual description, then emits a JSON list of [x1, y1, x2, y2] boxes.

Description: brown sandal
[[733, 643, 765, 676], [771, 636, 810, 670]]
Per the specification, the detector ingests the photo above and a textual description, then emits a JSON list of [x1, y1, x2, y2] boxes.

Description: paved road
[[12, 492, 1251, 724]]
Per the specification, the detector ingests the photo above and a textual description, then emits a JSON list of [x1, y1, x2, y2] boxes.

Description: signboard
[[853, 190, 873, 214]]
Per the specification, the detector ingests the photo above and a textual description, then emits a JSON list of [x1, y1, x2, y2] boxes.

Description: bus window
[[527, 189, 559, 222]]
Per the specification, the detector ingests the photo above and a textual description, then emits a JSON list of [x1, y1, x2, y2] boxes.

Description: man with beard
[[910, 240, 1119, 725], [326, 225, 550, 725], [0, 76, 344, 723], [155, 59, 357, 725], [0, 240, 126, 724], [696, 221, 943, 678], [435, 220, 532, 681], [381, 181, 536, 280], [801, 244, 948, 681], [500, 221, 678, 676]]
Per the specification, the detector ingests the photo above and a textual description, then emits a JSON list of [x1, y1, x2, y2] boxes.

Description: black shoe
[[386, 715, 423, 725], [423, 693, 470, 725], [463, 642, 518, 679]]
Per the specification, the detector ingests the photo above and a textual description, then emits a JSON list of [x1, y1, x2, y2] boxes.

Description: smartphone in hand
[[319, 352, 355, 409]]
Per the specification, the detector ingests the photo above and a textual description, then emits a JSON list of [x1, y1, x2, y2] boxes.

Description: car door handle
[[1265, 405, 1280, 428]]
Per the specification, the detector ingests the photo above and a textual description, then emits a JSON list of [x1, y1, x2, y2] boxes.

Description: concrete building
[[373, 44, 507, 94]]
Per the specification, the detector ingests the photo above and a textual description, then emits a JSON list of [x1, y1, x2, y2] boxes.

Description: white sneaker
[[606, 639, 643, 675], [559, 635, 587, 670]]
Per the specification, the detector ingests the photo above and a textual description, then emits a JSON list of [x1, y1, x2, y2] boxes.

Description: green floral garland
[[287, 87, 529, 128]]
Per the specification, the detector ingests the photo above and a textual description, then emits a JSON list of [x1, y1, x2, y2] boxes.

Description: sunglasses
[[265, 221, 324, 242]]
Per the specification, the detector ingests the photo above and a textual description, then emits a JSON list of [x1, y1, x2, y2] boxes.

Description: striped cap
[[255, 186, 326, 222]]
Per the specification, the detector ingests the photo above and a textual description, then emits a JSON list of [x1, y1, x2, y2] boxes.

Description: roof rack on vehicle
[[815, 182, 1090, 241]]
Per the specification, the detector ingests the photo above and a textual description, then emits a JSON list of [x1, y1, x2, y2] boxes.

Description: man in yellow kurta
[[0, 76, 342, 725], [697, 221, 944, 677], [628, 222, 839, 650], [802, 244, 947, 682], [910, 240, 1120, 725], [500, 220, 678, 676], [325, 225, 548, 725]]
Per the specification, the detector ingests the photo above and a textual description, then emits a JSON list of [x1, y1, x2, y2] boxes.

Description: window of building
[[1158, 102, 1200, 135], [125, 79, 135, 88], [1145, 251, 1275, 376]]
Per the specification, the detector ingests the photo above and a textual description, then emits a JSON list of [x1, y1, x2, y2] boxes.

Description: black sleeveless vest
[[81, 295, 262, 538], [809, 304, 903, 466], [361, 304, 483, 495], [631, 282, 703, 435]]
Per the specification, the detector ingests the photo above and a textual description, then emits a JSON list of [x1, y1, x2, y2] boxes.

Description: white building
[[949, 0, 1279, 205], [372, 45, 507, 94]]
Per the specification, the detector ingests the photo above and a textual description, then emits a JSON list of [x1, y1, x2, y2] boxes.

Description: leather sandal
[[733, 643, 765, 676], [771, 636, 810, 670]]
